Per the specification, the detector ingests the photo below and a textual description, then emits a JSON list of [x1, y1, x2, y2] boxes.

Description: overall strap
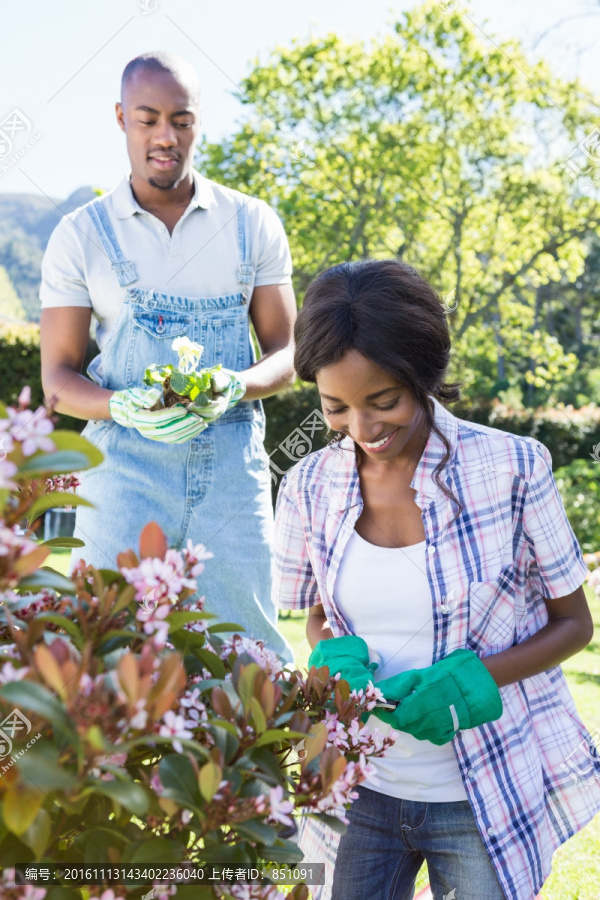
[[86, 197, 139, 287], [236, 197, 254, 303]]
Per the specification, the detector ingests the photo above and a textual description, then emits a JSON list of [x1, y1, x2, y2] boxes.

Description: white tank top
[[334, 530, 468, 801]]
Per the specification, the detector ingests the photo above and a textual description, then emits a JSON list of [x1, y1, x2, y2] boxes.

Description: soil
[[149, 374, 192, 411]]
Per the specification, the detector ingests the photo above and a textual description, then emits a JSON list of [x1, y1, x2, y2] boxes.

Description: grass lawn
[[49, 550, 600, 898]]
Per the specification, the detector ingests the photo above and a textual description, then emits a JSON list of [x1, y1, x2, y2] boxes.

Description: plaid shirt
[[273, 397, 600, 900]]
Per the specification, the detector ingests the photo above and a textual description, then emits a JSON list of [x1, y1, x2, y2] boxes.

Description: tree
[[199, 1, 600, 405]]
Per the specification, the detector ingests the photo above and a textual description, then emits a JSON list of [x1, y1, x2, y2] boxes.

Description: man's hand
[[109, 386, 208, 443]]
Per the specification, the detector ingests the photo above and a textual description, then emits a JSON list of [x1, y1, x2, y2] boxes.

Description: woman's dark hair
[[294, 258, 463, 519]]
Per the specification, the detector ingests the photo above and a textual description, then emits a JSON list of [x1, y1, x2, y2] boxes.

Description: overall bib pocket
[[127, 310, 192, 387], [196, 307, 248, 372]]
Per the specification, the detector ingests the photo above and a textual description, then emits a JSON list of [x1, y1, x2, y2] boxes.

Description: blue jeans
[[331, 785, 505, 900]]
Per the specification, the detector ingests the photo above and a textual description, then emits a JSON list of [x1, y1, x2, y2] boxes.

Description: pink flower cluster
[[227, 886, 286, 900], [316, 753, 378, 822], [0, 661, 30, 685], [45, 473, 81, 506], [121, 540, 212, 606], [0, 868, 47, 899], [89, 891, 126, 900], [0, 521, 39, 589], [0, 386, 54, 459], [220, 635, 283, 680]]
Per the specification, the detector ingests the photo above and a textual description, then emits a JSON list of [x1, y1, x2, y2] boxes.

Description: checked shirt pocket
[[466, 563, 520, 655]]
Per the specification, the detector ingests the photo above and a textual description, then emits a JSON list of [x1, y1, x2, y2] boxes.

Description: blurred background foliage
[[1, 2, 599, 549]]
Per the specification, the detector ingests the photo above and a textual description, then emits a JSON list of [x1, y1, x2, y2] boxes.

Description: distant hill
[[0, 186, 98, 322]]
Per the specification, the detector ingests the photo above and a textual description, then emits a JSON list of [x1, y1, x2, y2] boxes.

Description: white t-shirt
[[334, 530, 468, 802], [39, 169, 293, 350]]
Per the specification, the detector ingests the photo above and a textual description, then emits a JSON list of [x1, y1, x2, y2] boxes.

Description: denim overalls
[[71, 193, 292, 662]]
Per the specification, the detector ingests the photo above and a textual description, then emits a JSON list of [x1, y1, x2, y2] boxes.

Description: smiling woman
[[273, 258, 600, 900]]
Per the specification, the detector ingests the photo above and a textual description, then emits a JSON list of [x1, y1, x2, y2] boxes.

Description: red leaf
[[139, 522, 168, 560]]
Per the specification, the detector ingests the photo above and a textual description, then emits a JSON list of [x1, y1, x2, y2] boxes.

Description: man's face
[[116, 68, 200, 191]]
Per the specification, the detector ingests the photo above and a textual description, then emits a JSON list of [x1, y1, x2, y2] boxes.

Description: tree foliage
[[199, 1, 600, 406]]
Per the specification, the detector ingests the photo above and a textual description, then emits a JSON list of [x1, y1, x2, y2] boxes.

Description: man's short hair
[[121, 51, 201, 104]]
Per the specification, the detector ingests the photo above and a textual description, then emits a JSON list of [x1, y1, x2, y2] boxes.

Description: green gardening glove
[[109, 386, 208, 444], [373, 649, 503, 745], [308, 635, 378, 694]]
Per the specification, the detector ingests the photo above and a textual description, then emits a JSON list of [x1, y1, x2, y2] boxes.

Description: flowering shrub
[[0, 389, 392, 900]]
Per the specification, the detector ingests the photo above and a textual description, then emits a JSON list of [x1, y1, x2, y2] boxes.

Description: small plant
[[144, 339, 232, 417], [0, 386, 393, 900]]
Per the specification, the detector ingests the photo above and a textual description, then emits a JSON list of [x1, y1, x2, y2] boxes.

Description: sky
[[1, 0, 599, 199]]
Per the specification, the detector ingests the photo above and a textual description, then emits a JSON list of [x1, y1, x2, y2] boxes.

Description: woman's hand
[[373, 649, 503, 745], [308, 634, 378, 694]]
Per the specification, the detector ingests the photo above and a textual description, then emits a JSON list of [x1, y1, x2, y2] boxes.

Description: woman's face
[[316, 349, 429, 464]]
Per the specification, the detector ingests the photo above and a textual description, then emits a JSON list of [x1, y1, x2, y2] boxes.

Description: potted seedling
[[144, 337, 233, 416]]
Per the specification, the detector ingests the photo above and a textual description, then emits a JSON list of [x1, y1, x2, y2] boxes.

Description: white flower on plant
[[152, 886, 177, 900], [0, 521, 37, 558], [0, 661, 30, 685], [89, 891, 126, 900], [122, 548, 200, 608], [267, 785, 294, 828], [0, 456, 18, 490], [136, 602, 171, 648], [158, 709, 194, 754], [178, 687, 208, 725], [323, 710, 349, 750], [220, 635, 283, 679], [229, 883, 286, 899], [129, 698, 149, 730], [0, 405, 55, 457], [172, 337, 204, 374]]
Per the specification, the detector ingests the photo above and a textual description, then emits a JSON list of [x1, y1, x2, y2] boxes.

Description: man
[[40, 51, 295, 660]]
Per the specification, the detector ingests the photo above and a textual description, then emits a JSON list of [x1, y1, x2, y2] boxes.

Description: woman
[[273, 259, 600, 900]]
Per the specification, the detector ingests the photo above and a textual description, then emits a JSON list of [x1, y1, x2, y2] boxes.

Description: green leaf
[[207, 621, 245, 633], [36, 613, 82, 643], [236, 818, 278, 846], [2, 783, 45, 835], [174, 888, 215, 900], [198, 759, 222, 802], [39, 536, 85, 549], [20, 807, 52, 857], [313, 812, 348, 834], [254, 729, 307, 748], [50, 430, 105, 469], [17, 744, 79, 790], [85, 780, 149, 817], [168, 610, 215, 629], [17, 567, 74, 593], [28, 491, 93, 523], [0, 682, 76, 740], [246, 747, 285, 783], [45, 888, 83, 900], [19, 450, 91, 476], [262, 838, 304, 864], [193, 647, 226, 679], [170, 370, 190, 394], [128, 836, 183, 864], [159, 755, 202, 808]]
